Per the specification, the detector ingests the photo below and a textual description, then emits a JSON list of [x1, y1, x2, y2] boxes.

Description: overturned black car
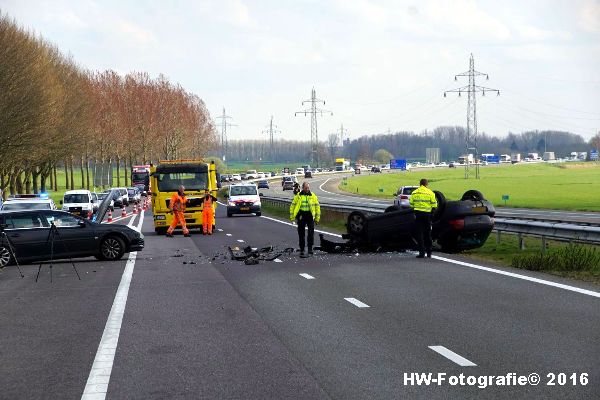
[[320, 190, 495, 254]]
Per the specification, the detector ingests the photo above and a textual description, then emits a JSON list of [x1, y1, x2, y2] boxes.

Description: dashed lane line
[[81, 210, 145, 400], [344, 297, 370, 308], [429, 346, 477, 367], [226, 234, 232, 237], [237, 239, 245, 243], [299, 273, 315, 279]]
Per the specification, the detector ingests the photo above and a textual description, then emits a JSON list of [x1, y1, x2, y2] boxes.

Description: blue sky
[[2, 0, 599, 141]]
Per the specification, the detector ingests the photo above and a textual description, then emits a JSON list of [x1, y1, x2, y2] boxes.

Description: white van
[[295, 168, 304, 175], [246, 170, 258, 179], [226, 184, 262, 217], [61, 190, 94, 217]]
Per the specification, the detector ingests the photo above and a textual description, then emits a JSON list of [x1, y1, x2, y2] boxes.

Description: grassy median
[[339, 162, 600, 211]]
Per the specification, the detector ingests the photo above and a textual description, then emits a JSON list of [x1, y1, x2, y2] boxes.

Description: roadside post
[[502, 194, 509, 206]]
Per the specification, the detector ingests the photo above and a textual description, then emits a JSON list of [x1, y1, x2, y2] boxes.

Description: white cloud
[[580, 0, 600, 33], [116, 20, 156, 46]]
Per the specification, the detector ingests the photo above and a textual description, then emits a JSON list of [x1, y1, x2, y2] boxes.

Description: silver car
[[393, 186, 419, 208]]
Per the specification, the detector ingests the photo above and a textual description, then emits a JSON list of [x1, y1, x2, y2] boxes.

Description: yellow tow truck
[[149, 159, 219, 234]]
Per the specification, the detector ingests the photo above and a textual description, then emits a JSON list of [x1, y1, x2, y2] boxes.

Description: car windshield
[[157, 172, 208, 191], [64, 194, 89, 203], [230, 186, 257, 196], [402, 187, 417, 195], [2, 202, 50, 210], [98, 193, 109, 200], [132, 173, 148, 182], [127, 189, 136, 195]]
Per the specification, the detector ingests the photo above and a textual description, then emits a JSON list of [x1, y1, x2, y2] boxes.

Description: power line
[[445, 53, 499, 179], [262, 115, 281, 162], [215, 107, 237, 162], [295, 87, 332, 167]]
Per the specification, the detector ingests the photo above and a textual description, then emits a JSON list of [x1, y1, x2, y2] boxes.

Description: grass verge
[[260, 202, 346, 234], [338, 162, 600, 211], [463, 234, 600, 284]]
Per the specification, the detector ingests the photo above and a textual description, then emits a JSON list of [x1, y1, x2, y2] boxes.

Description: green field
[[340, 163, 600, 211]]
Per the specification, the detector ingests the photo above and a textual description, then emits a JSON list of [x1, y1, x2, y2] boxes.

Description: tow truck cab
[[150, 160, 219, 234]]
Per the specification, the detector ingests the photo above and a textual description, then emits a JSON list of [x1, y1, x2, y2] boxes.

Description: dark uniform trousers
[[414, 210, 433, 255], [297, 210, 315, 251]]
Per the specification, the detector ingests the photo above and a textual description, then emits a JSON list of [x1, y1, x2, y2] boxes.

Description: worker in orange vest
[[202, 189, 217, 235], [166, 185, 190, 237]]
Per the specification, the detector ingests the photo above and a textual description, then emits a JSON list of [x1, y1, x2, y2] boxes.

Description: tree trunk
[[124, 157, 129, 186], [48, 166, 53, 192], [9, 171, 16, 196], [64, 160, 70, 190], [85, 157, 90, 190], [15, 171, 23, 194], [32, 168, 39, 194], [53, 164, 58, 192], [25, 170, 32, 193], [69, 157, 75, 190], [80, 156, 84, 189], [116, 157, 121, 187], [0, 173, 5, 200]]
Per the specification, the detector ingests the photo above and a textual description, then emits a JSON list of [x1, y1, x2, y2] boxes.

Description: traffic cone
[[133, 203, 138, 215], [107, 210, 113, 222], [143, 200, 147, 211], [121, 208, 127, 218]]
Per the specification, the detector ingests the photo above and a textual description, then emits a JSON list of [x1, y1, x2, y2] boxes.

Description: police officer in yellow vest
[[290, 181, 321, 258], [409, 179, 438, 258]]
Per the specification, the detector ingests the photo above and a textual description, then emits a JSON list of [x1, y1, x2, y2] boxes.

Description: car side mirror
[[78, 220, 87, 228], [259, 193, 264, 197]]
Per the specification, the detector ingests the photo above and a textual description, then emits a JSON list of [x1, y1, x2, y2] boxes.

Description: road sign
[[590, 150, 599, 161], [502, 194, 509, 206], [390, 159, 407, 170], [486, 155, 500, 163]]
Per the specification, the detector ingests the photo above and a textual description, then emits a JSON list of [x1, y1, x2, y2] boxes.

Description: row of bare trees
[[0, 13, 217, 198]]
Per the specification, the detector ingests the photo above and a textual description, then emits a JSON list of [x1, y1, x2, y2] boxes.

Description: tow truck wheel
[[347, 211, 367, 236], [155, 227, 167, 235]]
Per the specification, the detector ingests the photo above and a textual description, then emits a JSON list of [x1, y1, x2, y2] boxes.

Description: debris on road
[[227, 245, 291, 264]]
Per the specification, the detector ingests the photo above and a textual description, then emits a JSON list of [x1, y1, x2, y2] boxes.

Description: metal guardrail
[[261, 196, 600, 245]]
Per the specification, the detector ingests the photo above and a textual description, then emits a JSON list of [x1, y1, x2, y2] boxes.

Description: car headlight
[[62, 206, 68, 210], [155, 215, 166, 220], [228, 201, 236, 206]]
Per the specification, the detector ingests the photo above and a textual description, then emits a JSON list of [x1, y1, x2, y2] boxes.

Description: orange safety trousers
[[167, 211, 189, 235], [202, 207, 214, 234]]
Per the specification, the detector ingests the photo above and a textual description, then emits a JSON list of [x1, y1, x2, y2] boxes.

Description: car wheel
[[227, 212, 232, 218], [433, 190, 446, 221], [0, 246, 13, 268], [256, 212, 261, 217], [347, 211, 367, 236], [385, 205, 400, 213], [99, 235, 126, 261], [461, 190, 485, 202]]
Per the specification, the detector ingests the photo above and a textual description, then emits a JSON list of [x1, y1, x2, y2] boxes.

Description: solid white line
[[81, 210, 145, 400], [259, 211, 600, 299], [344, 297, 370, 308], [259, 215, 342, 238], [429, 346, 477, 367], [299, 273, 315, 279], [432, 255, 600, 299], [127, 214, 137, 227], [317, 177, 389, 203]]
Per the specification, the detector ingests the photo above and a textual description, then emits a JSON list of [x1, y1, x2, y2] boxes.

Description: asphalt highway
[[1, 201, 599, 399], [259, 173, 600, 224]]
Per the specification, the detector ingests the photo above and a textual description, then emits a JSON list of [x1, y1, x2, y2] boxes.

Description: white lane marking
[[82, 211, 145, 400], [259, 215, 342, 238], [226, 233, 232, 237], [344, 297, 370, 308], [237, 239, 245, 243], [127, 214, 137, 227], [432, 255, 600, 299], [317, 177, 389, 203], [299, 273, 315, 279], [259, 212, 600, 299], [217, 229, 223, 232], [274, 258, 283, 263], [429, 346, 477, 367]]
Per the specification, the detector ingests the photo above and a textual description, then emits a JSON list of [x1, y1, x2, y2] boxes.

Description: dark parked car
[[320, 190, 495, 254], [257, 180, 269, 189], [0, 209, 144, 268], [371, 166, 381, 173], [304, 170, 313, 178], [240, 173, 248, 180]]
